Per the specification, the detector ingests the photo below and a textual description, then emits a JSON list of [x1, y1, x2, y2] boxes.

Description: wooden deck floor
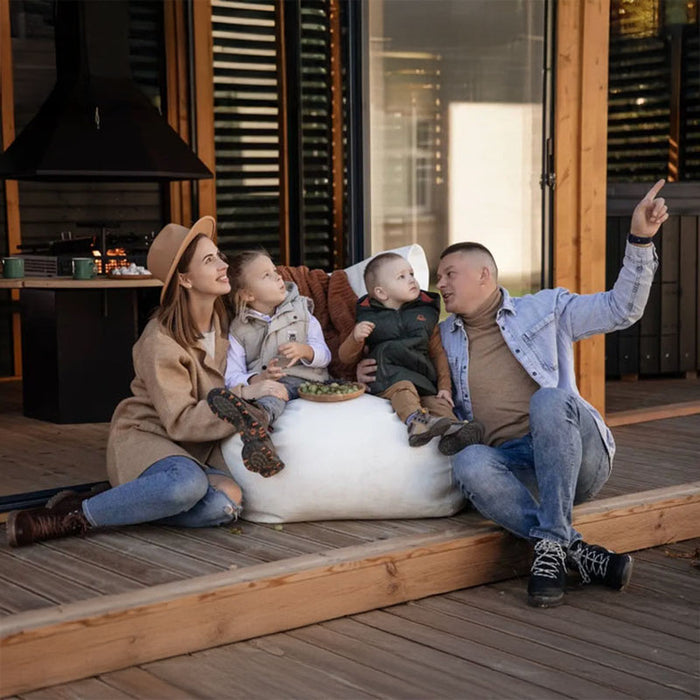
[[10, 538, 699, 700], [0, 378, 698, 695], [0, 411, 698, 617]]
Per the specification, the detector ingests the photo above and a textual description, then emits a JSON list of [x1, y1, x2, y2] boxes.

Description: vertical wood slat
[[282, 0, 303, 266], [192, 0, 217, 224], [678, 216, 698, 372], [329, 0, 344, 269], [164, 0, 192, 226], [0, 0, 22, 377], [555, 0, 610, 414], [276, 0, 291, 265]]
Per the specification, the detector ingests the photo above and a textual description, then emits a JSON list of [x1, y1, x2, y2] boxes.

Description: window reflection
[[368, 0, 546, 293]]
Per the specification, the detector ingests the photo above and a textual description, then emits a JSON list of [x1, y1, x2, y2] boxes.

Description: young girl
[[208, 250, 331, 474], [7, 217, 276, 547]]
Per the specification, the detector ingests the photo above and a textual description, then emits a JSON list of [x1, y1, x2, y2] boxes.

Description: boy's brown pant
[[379, 380, 456, 424]]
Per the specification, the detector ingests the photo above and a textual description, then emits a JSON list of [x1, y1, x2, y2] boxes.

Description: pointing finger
[[644, 178, 665, 201]]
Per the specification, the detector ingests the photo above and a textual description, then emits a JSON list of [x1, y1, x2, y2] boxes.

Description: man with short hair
[[359, 180, 668, 607]]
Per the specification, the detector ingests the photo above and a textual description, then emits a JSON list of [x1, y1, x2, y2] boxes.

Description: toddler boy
[[339, 252, 482, 454]]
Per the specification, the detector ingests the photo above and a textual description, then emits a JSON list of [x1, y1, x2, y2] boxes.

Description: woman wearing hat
[[7, 217, 287, 547]]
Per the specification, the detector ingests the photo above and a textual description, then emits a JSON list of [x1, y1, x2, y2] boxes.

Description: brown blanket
[[277, 265, 359, 380]]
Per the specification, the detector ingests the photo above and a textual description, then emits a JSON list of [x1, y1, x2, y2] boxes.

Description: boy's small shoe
[[567, 539, 633, 590], [207, 388, 284, 478], [407, 410, 452, 447], [437, 420, 484, 455]]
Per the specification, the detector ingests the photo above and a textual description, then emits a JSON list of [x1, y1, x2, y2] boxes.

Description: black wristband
[[627, 232, 653, 245]]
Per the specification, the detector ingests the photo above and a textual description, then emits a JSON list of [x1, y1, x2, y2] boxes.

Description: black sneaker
[[527, 539, 567, 608], [567, 540, 633, 590]]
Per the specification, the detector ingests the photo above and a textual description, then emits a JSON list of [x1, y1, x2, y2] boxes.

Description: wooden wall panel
[[554, 0, 610, 414], [164, 0, 193, 226], [192, 0, 217, 222], [0, 0, 22, 377]]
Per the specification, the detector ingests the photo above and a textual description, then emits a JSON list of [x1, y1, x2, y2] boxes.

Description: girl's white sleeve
[[225, 334, 256, 387], [303, 314, 332, 368]]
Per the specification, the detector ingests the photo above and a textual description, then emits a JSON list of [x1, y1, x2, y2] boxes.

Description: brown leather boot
[[7, 506, 91, 547], [207, 388, 284, 477]]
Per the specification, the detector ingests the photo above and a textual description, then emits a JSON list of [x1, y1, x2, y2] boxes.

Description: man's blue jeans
[[82, 456, 240, 528], [451, 387, 611, 546]]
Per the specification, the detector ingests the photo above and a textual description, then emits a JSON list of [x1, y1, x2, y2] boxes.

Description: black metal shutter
[[682, 29, 699, 180], [210, 0, 339, 269], [299, 0, 333, 269], [211, 0, 282, 258], [607, 35, 671, 182]]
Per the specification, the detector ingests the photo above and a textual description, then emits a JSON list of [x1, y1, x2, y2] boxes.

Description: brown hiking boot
[[7, 506, 91, 547], [437, 420, 484, 455], [207, 388, 285, 477], [407, 409, 452, 447]]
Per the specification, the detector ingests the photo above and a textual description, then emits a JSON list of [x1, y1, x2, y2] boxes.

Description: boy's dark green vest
[[356, 290, 441, 396]]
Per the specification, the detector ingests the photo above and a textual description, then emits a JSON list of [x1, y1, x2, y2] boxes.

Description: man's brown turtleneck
[[462, 287, 539, 446]]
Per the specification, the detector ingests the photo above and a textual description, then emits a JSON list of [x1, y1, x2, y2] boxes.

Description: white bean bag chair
[[221, 245, 464, 523]]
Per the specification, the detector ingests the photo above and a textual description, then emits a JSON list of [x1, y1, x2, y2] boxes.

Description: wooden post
[[0, 0, 22, 377], [329, 0, 345, 269], [554, 0, 610, 415], [275, 0, 291, 265], [164, 0, 193, 226], [191, 0, 217, 224]]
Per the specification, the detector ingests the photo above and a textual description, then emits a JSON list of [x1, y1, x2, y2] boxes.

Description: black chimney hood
[[0, 0, 212, 182]]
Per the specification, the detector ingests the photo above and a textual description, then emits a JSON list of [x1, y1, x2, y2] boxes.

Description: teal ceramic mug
[[2, 256, 24, 279], [72, 257, 97, 280]]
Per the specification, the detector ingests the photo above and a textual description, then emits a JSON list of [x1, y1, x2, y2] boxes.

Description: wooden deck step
[[1, 482, 699, 696]]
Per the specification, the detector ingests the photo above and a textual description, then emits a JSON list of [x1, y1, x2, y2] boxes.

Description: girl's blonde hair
[[225, 249, 271, 318], [156, 233, 229, 347]]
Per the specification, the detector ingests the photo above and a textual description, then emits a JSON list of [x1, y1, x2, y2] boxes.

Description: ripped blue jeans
[[451, 387, 611, 546], [82, 456, 241, 528]]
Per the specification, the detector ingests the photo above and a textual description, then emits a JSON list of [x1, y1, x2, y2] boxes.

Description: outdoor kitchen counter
[[0, 276, 162, 289], [8, 277, 163, 423]]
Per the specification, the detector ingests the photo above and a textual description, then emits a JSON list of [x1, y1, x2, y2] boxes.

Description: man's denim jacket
[[440, 242, 659, 460]]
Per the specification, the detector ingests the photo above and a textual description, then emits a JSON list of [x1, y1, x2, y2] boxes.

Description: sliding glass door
[[366, 0, 549, 292]]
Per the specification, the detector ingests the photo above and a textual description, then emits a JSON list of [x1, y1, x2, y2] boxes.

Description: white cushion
[[221, 394, 464, 523], [343, 244, 430, 297]]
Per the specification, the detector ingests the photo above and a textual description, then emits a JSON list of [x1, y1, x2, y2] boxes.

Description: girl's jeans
[[82, 456, 240, 528], [451, 387, 611, 546]]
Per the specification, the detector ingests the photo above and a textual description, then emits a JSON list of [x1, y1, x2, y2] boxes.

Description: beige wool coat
[[106, 314, 241, 485]]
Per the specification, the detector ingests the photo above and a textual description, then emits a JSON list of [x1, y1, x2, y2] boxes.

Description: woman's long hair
[[156, 233, 229, 347]]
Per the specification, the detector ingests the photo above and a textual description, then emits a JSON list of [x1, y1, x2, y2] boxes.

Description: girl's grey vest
[[230, 282, 329, 382]]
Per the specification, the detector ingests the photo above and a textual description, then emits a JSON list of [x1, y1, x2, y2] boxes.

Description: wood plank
[[20, 677, 134, 700], [358, 607, 629, 699], [389, 600, 682, 698], [164, 0, 193, 226], [320, 616, 556, 699], [97, 667, 193, 700], [678, 216, 698, 371], [275, 0, 291, 265], [554, 0, 610, 414], [576, 0, 610, 415], [0, 0, 22, 377], [423, 595, 696, 691], [607, 400, 700, 426], [2, 484, 698, 695], [192, 0, 217, 220], [449, 577, 698, 680]]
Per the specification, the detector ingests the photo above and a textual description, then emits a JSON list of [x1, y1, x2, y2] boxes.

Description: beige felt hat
[[147, 216, 216, 301]]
